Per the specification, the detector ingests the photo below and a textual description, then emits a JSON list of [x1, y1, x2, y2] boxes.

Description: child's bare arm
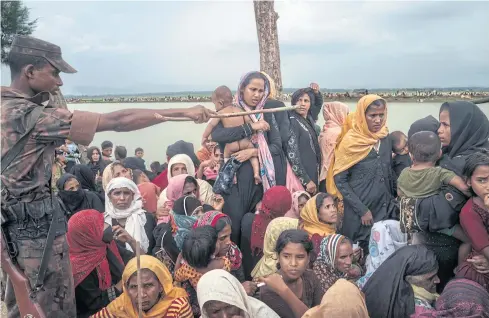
[[449, 175, 471, 196], [202, 118, 221, 140]]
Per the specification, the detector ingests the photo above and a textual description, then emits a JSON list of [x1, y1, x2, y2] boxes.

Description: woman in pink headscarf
[[318, 102, 349, 192]]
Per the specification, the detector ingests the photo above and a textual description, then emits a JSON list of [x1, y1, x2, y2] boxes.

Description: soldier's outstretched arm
[[96, 105, 215, 132]]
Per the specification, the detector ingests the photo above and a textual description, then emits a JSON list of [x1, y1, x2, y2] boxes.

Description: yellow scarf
[[328, 95, 389, 199], [300, 194, 336, 237], [411, 284, 439, 303], [105, 255, 188, 318]]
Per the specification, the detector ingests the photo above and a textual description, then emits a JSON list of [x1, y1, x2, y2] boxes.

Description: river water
[[68, 102, 489, 163]]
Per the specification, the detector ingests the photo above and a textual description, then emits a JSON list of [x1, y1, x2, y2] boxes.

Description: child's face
[[468, 165, 489, 205], [138, 173, 150, 184], [211, 94, 224, 111], [394, 137, 408, 155]]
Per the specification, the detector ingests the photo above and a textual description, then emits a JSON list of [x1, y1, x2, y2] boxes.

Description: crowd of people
[[45, 71, 489, 318], [2, 35, 489, 318]]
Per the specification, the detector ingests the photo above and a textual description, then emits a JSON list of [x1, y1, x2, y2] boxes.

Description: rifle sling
[[1, 103, 56, 292]]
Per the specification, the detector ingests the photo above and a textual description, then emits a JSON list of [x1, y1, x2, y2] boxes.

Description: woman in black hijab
[[413, 102, 489, 291], [70, 164, 105, 202], [363, 245, 439, 318], [123, 156, 156, 181], [56, 173, 105, 216]]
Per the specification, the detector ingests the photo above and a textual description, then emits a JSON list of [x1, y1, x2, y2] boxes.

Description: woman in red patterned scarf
[[67, 209, 133, 318]]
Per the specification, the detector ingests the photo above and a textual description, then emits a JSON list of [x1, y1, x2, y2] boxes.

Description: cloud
[[1, 0, 488, 94]]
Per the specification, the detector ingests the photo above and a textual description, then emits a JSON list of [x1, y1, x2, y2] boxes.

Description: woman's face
[[127, 270, 163, 312], [182, 181, 198, 197], [109, 187, 135, 209], [297, 195, 308, 212], [365, 104, 386, 133], [241, 78, 265, 107], [113, 164, 131, 179], [171, 163, 187, 177], [278, 242, 309, 281], [64, 178, 80, 191], [409, 269, 440, 294], [295, 93, 311, 118], [318, 196, 338, 224], [91, 150, 100, 162], [468, 165, 489, 202], [204, 300, 245, 318], [213, 148, 221, 162], [438, 110, 451, 147], [217, 224, 232, 256], [335, 241, 353, 273]]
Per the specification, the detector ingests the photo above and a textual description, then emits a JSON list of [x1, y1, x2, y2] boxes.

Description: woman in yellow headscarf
[[91, 255, 193, 318], [330, 95, 398, 255]]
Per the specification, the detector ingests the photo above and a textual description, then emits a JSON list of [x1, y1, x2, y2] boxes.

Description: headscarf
[[102, 162, 131, 192], [166, 140, 200, 167], [285, 191, 310, 218], [319, 102, 349, 181], [56, 173, 91, 213], [87, 146, 107, 176], [363, 245, 438, 318], [236, 71, 275, 191], [197, 269, 280, 318], [166, 174, 197, 208], [408, 115, 440, 139], [67, 210, 124, 288], [302, 279, 369, 318], [313, 234, 348, 292], [441, 101, 489, 158], [167, 154, 196, 181], [330, 95, 389, 199], [104, 255, 189, 318], [70, 164, 97, 192], [251, 217, 299, 278], [193, 211, 243, 270], [260, 71, 277, 99], [251, 186, 292, 255], [124, 156, 155, 181], [420, 278, 489, 317], [138, 182, 161, 213], [300, 193, 336, 237], [105, 177, 149, 253], [172, 195, 199, 250]]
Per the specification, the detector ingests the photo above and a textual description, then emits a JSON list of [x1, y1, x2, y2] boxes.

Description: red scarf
[[67, 209, 124, 289], [251, 186, 292, 255]]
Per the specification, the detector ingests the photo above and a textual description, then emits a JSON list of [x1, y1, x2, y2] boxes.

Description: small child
[[398, 131, 471, 256], [201, 85, 262, 184], [62, 139, 81, 171], [174, 225, 231, 289], [390, 131, 412, 178]]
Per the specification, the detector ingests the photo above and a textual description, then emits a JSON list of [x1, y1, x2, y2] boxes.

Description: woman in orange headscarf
[[331, 95, 398, 254]]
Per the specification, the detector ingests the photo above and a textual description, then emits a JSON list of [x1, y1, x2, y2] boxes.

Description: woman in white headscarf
[[157, 154, 215, 209], [197, 269, 279, 318], [105, 177, 156, 254]]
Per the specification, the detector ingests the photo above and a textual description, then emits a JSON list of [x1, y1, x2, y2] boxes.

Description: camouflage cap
[[10, 35, 77, 73]]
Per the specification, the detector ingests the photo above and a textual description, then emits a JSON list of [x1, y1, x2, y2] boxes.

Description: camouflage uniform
[[1, 36, 100, 317]]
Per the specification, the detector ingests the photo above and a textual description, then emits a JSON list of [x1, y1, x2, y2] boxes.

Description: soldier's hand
[[185, 105, 216, 124]]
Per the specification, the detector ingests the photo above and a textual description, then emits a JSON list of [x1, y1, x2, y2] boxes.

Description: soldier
[[1, 35, 214, 317]]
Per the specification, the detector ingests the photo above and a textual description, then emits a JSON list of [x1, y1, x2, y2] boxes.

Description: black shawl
[[56, 173, 105, 214], [363, 245, 438, 318], [86, 146, 107, 176], [70, 164, 97, 192], [408, 115, 440, 139]]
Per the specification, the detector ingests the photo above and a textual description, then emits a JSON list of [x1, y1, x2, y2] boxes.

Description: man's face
[[136, 151, 144, 158], [27, 63, 63, 94], [102, 147, 113, 158]]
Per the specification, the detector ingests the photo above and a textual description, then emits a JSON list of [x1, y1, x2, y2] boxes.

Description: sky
[[1, 0, 489, 95]]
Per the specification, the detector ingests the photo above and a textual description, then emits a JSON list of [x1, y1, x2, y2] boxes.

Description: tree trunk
[[253, 0, 282, 95]]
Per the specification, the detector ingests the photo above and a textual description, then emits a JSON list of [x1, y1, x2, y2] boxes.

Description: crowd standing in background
[[2, 35, 489, 318]]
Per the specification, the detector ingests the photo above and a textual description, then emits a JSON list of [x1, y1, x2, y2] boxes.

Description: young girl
[[258, 229, 324, 318], [456, 149, 489, 291]]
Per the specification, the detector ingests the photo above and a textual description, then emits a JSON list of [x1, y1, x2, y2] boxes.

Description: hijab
[[441, 101, 489, 158], [302, 279, 369, 318], [171, 195, 199, 251], [167, 155, 195, 181], [166, 140, 200, 167], [104, 255, 189, 318], [236, 71, 276, 191], [313, 234, 348, 293], [420, 278, 489, 317], [67, 209, 124, 288], [70, 164, 97, 192], [198, 269, 280, 318], [251, 186, 292, 255], [285, 191, 310, 219], [330, 95, 389, 199], [408, 115, 440, 139], [56, 173, 91, 214], [87, 146, 107, 176], [138, 182, 161, 214], [363, 245, 438, 318], [300, 193, 336, 237], [319, 102, 349, 181], [251, 217, 299, 279], [105, 177, 149, 253]]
